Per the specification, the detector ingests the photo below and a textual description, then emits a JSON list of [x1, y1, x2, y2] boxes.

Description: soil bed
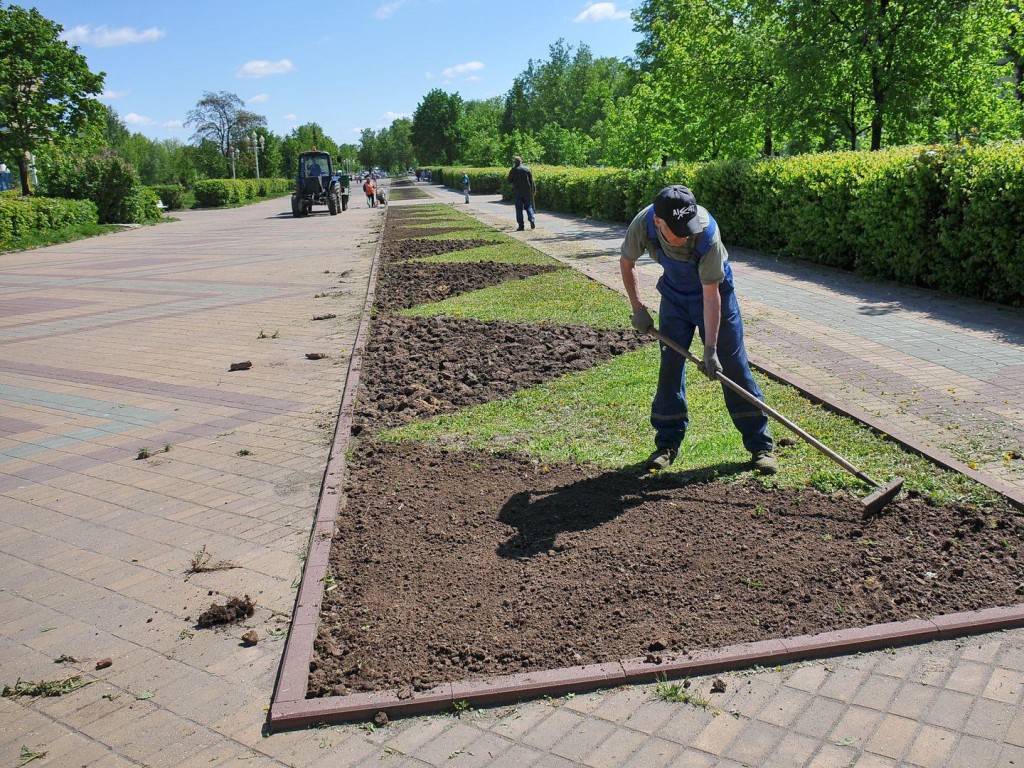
[[374, 261, 562, 312], [312, 201, 1023, 702], [351, 314, 645, 435], [309, 441, 1023, 697]]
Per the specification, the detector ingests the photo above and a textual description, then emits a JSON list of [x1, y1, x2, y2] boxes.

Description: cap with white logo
[[653, 185, 703, 238]]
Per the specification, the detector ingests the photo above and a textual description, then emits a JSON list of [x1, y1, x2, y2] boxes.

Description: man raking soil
[[620, 185, 903, 514]]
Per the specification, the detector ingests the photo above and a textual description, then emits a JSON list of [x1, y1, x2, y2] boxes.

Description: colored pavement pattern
[[0, 185, 1021, 767]]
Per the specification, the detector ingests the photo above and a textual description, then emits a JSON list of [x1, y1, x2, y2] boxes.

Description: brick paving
[[0, 186, 1021, 767]]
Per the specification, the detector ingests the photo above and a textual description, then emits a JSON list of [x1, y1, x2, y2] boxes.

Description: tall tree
[[411, 88, 463, 164], [0, 4, 105, 194], [185, 91, 266, 176]]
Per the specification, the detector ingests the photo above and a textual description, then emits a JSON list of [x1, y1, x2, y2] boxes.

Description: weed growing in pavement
[[53, 654, 77, 664], [237, 448, 253, 456], [3, 676, 94, 698], [163, 443, 171, 452], [136, 447, 151, 460], [450, 699, 472, 717], [18, 746, 47, 766], [653, 675, 710, 708], [179, 628, 194, 640]]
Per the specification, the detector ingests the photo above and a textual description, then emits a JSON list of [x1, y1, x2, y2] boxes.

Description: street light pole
[[248, 132, 265, 180], [230, 146, 238, 179]]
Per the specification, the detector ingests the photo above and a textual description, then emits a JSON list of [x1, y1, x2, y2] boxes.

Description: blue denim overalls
[[645, 208, 773, 454]]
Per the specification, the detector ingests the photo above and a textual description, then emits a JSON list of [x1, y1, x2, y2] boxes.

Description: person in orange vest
[[363, 177, 376, 207]]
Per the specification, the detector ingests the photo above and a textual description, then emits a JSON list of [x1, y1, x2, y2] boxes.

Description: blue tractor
[[291, 151, 350, 217]]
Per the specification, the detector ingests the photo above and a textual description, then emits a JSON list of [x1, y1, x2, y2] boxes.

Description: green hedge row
[[0, 195, 98, 248], [192, 178, 291, 208], [436, 143, 1024, 306], [149, 184, 187, 211]]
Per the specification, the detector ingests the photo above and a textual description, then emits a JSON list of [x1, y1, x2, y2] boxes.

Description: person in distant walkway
[[0, 163, 10, 191], [363, 177, 376, 207], [461, 172, 471, 204], [620, 185, 777, 474], [508, 156, 535, 230]]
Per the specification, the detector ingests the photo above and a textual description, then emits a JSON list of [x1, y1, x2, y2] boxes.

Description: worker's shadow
[[496, 460, 750, 559]]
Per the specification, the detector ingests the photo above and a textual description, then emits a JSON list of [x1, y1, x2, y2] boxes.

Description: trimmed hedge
[[192, 177, 291, 208], [150, 184, 187, 211], [0, 196, 98, 248], [437, 142, 1024, 306]]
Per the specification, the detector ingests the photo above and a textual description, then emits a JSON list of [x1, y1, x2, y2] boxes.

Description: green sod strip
[[382, 346, 1003, 507], [409, 242, 558, 266], [402, 268, 631, 330]]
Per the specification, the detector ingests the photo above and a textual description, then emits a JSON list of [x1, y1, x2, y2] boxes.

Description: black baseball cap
[[653, 185, 702, 237]]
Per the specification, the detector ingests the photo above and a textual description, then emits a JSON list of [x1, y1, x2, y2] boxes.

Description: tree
[[0, 4, 105, 194], [411, 88, 463, 164], [185, 91, 266, 176], [460, 97, 504, 166]]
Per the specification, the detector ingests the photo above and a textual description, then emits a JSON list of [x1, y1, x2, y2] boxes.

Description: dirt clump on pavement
[[197, 595, 255, 628]]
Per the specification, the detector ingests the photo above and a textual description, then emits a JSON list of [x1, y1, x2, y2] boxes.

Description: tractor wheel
[[328, 189, 340, 215], [291, 195, 301, 218], [341, 194, 349, 212], [303, 203, 312, 216]]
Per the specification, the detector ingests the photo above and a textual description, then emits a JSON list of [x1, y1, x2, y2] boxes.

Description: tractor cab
[[291, 151, 349, 217]]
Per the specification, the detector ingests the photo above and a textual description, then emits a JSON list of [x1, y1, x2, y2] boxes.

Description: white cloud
[[124, 112, 154, 126], [465, 75, 483, 83], [573, 2, 629, 22], [441, 61, 484, 79], [381, 111, 409, 122], [283, 114, 298, 122], [374, 0, 408, 19], [162, 120, 184, 132], [99, 89, 130, 101], [236, 59, 294, 78], [248, 93, 270, 104], [62, 24, 165, 47]]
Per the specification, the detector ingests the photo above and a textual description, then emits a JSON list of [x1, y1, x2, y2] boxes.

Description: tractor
[[291, 151, 350, 217]]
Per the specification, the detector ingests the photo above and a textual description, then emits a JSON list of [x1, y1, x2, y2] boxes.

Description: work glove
[[630, 305, 654, 333], [702, 345, 722, 381]]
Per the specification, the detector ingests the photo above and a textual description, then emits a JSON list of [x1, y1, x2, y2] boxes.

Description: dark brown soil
[[350, 314, 646, 435], [374, 261, 562, 312], [197, 595, 255, 628], [388, 187, 430, 201], [309, 441, 1023, 697], [381, 237, 493, 261], [310, 202, 1024, 700]]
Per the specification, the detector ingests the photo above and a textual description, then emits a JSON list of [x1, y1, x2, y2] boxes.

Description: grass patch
[[410, 240, 557, 266], [1, 223, 123, 254], [403, 268, 631, 330], [382, 344, 1004, 507]]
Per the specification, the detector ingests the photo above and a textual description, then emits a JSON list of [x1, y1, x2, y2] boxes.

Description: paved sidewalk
[[1, 189, 1022, 767]]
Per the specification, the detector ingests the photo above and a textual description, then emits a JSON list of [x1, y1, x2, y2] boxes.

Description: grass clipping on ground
[[382, 205, 1007, 510]]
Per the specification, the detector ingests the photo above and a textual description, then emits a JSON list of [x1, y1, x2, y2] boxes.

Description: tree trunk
[[17, 153, 32, 196], [762, 124, 773, 157], [871, 65, 885, 151]]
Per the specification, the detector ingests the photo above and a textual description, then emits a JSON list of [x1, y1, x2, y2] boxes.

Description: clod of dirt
[[373, 711, 389, 727], [95, 658, 112, 670], [306, 352, 328, 360], [711, 678, 727, 694], [196, 595, 255, 628], [229, 361, 252, 371], [312, 313, 337, 321], [241, 630, 259, 646]]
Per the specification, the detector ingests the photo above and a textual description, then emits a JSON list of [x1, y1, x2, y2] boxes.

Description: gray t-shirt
[[620, 204, 727, 285]]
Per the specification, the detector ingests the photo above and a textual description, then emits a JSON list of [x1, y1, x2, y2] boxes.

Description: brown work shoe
[[752, 450, 779, 475], [646, 447, 677, 471]]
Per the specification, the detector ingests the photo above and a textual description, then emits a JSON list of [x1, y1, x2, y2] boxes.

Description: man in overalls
[[619, 185, 777, 474]]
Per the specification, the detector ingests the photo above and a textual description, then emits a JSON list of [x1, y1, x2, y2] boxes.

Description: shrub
[[0, 196, 97, 249], [45, 150, 160, 224], [150, 184, 186, 210]]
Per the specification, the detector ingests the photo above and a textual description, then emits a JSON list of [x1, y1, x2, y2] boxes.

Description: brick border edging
[[267, 209, 388, 723], [269, 605, 1024, 730], [266, 199, 1024, 732]]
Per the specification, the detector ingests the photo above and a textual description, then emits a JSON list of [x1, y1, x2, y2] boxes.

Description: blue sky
[[28, 0, 642, 146]]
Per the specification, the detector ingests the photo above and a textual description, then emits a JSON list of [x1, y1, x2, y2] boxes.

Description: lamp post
[[246, 132, 265, 179], [229, 145, 239, 179]]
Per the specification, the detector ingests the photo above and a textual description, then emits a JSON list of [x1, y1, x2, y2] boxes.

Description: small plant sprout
[[164, 443, 171, 453], [179, 628, 194, 640], [3, 676, 94, 698], [451, 699, 471, 717], [136, 447, 151, 460], [752, 503, 768, 518], [236, 448, 252, 456], [654, 674, 710, 708], [18, 746, 47, 767], [257, 328, 269, 339], [184, 545, 238, 578]]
